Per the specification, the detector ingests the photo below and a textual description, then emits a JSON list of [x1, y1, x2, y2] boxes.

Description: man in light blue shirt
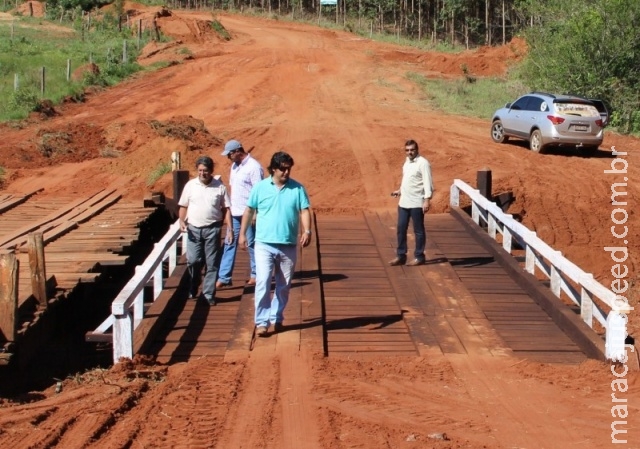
[[239, 151, 312, 337]]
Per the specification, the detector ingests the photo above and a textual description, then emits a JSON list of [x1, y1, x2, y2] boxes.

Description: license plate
[[573, 125, 588, 131]]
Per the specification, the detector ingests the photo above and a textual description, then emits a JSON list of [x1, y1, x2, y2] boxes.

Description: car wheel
[[529, 130, 545, 153], [491, 120, 509, 143]]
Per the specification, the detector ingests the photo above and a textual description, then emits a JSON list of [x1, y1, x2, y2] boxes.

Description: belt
[[189, 221, 222, 229]]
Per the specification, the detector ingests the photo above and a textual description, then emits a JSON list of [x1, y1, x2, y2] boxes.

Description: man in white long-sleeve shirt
[[389, 139, 434, 267]]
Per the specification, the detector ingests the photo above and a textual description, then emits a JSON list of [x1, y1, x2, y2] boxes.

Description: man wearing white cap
[[217, 139, 264, 289]]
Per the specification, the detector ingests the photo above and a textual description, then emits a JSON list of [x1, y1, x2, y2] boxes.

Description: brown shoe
[[406, 259, 425, 266], [256, 325, 268, 337], [216, 280, 232, 289], [388, 257, 406, 266], [246, 278, 256, 286]]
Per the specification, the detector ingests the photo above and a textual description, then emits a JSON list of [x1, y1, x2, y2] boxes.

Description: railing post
[[502, 227, 512, 253], [169, 240, 177, 273], [550, 265, 561, 297], [525, 244, 535, 274], [488, 214, 497, 238], [154, 262, 163, 299], [449, 183, 460, 207], [471, 202, 479, 224], [0, 251, 18, 342], [580, 287, 593, 326], [27, 232, 48, 309], [605, 312, 627, 361], [113, 312, 133, 363]]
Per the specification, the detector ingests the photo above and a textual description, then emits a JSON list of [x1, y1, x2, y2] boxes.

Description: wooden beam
[[0, 188, 44, 214], [27, 233, 47, 309], [0, 251, 18, 341]]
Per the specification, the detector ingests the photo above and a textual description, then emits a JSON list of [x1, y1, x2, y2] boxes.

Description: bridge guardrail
[[88, 220, 186, 363], [450, 179, 629, 361]]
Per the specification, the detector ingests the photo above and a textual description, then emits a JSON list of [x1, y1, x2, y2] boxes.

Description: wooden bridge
[[0, 185, 160, 365], [132, 208, 606, 365]]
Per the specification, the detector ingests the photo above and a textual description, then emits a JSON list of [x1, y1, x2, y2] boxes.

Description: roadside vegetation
[[0, 3, 157, 121]]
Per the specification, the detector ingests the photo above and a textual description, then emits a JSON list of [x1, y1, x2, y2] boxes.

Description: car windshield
[[554, 102, 599, 117]]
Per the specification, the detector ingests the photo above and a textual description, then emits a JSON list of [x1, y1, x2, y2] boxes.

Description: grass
[[0, 14, 156, 121], [211, 19, 231, 41], [147, 161, 172, 186], [406, 72, 529, 120]]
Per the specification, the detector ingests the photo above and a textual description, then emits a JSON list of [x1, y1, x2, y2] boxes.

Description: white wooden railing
[[91, 220, 186, 363], [450, 179, 630, 361]]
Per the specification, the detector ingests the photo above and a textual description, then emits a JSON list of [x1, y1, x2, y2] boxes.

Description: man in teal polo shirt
[[239, 151, 312, 337]]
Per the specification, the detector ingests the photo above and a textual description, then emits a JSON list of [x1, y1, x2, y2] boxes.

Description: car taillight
[[595, 119, 603, 127], [547, 115, 565, 125]]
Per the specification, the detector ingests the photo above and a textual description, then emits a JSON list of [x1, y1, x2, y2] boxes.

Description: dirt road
[[0, 7, 638, 448]]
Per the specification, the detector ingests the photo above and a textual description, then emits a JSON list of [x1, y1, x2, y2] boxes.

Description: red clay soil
[[0, 5, 639, 448]]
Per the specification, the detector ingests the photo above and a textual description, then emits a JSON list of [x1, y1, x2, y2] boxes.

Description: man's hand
[[179, 219, 187, 233], [238, 234, 247, 250], [422, 198, 431, 214], [299, 230, 311, 248]]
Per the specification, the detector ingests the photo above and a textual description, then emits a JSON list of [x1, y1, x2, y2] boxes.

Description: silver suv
[[490, 92, 606, 154]]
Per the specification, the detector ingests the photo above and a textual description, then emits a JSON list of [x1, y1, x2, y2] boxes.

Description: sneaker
[[273, 322, 285, 333], [388, 257, 406, 266], [255, 326, 268, 337]]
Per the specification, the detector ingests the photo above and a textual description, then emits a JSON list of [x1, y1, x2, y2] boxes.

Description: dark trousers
[[396, 206, 426, 261], [186, 223, 222, 300]]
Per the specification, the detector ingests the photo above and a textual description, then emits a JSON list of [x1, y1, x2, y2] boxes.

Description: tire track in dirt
[[89, 359, 245, 449], [311, 356, 493, 447], [215, 345, 282, 449]]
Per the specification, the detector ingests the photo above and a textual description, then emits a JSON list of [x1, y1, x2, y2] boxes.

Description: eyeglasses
[[276, 165, 292, 172]]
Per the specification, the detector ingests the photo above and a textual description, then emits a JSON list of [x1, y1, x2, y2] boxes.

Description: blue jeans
[[397, 206, 426, 261], [186, 223, 222, 300], [218, 215, 256, 283], [254, 242, 297, 327]]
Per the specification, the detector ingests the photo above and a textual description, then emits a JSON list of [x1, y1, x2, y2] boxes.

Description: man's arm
[[299, 208, 312, 248], [239, 206, 256, 249], [179, 206, 188, 232], [421, 160, 434, 213]]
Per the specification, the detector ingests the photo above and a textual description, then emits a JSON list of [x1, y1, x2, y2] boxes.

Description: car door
[[501, 96, 533, 139]]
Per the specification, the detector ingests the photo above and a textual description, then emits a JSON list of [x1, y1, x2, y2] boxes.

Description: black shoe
[[274, 322, 285, 333]]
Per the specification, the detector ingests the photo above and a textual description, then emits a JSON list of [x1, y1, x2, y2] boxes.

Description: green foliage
[[147, 162, 172, 186], [7, 87, 40, 116], [0, 11, 153, 121], [407, 72, 528, 119], [519, 0, 640, 133], [210, 19, 231, 41]]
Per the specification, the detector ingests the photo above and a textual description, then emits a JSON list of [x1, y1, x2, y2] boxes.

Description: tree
[[520, 0, 640, 132]]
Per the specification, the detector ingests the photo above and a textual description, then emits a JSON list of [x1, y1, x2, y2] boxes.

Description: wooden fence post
[[27, 233, 47, 309], [477, 168, 492, 201], [66, 59, 71, 82], [173, 170, 189, 202], [40, 66, 45, 97], [0, 251, 18, 342]]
